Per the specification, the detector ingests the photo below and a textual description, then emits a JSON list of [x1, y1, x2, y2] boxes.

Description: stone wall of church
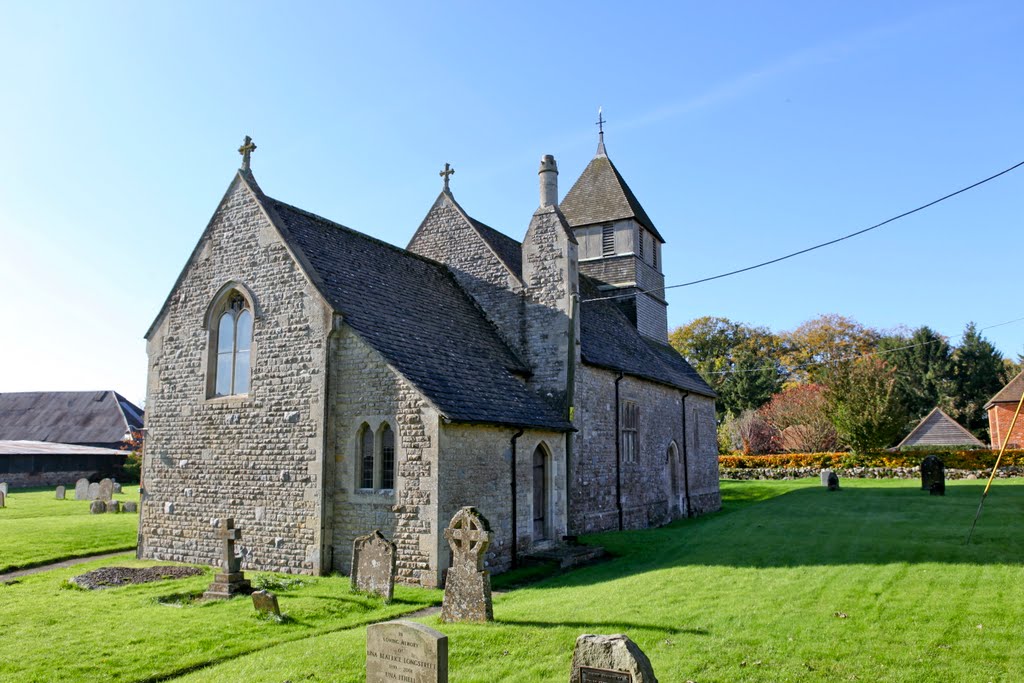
[[436, 424, 567, 577], [569, 364, 720, 534], [407, 195, 525, 357], [328, 327, 441, 588], [140, 177, 331, 575], [685, 393, 722, 515]]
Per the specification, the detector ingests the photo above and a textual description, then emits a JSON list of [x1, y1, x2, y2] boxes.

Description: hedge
[[718, 449, 1024, 471]]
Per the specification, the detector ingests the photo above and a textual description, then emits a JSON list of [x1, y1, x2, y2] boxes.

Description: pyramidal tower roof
[[560, 134, 664, 242]]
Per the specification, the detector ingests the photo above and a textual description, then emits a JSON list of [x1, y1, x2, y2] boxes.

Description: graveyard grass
[[0, 486, 140, 573], [0, 479, 1021, 681]]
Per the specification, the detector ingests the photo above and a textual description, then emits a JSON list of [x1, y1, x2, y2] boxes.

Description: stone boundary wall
[[722, 466, 1024, 481]]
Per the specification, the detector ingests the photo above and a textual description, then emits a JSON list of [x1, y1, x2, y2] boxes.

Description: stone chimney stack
[[539, 154, 558, 208]]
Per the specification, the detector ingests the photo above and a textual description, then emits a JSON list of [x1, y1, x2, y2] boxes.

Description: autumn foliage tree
[[760, 384, 838, 452], [782, 314, 879, 384], [670, 316, 784, 420]]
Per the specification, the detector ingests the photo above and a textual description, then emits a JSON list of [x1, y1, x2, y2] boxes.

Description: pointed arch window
[[359, 423, 375, 489], [356, 421, 397, 492], [213, 293, 252, 397], [380, 424, 395, 490]]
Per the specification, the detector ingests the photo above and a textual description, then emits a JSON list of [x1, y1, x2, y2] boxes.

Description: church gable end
[[141, 171, 333, 575], [407, 191, 525, 356]]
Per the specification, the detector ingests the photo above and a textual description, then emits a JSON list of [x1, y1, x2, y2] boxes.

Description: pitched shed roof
[[254, 188, 571, 432], [579, 277, 715, 397], [0, 391, 143, 446], [896, 407, 984, 449], [0, 440, 127, 456], [985, 370, 1024, 409], [560, 152, 665, 242]]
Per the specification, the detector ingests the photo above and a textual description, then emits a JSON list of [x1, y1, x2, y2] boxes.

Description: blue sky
[[1, 1, 1021, 406]]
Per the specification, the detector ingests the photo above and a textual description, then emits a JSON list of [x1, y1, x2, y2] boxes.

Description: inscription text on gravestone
[[366, 620, 447, 683], [580, 667, 633, 683]]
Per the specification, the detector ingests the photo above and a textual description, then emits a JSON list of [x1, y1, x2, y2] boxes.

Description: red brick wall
[[988, 403, 1024, 449]]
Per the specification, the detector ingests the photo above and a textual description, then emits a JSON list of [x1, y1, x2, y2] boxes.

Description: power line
[[583, 158, 1024, 304]]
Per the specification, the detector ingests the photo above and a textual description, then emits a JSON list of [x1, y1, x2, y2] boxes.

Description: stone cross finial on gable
[[439, 162, 455, 192], [238, 136, 257, 171]]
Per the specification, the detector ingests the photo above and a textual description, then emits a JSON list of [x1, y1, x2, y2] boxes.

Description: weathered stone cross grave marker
[[440, 506, 493, 623], [203, 518, 251, 599]]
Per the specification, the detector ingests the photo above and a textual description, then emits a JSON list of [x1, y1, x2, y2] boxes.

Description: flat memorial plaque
[[366, 620, 447, 683], [580, 667, 633, 683]]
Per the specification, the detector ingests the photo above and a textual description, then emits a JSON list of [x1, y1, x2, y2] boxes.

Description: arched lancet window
[[358, 423, 374, 489], [214, 293, 252, 397], [380, 424, 395, 490], [667, 441, 681, 499]]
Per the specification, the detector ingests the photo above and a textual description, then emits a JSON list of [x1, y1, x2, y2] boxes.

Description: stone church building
[[139, 133, 719, 587]]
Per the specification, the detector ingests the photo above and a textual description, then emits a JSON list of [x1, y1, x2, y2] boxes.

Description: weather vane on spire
[[440, 162, 455, 192], [238, 136, 257, 171], [596, 107, 607, 155]]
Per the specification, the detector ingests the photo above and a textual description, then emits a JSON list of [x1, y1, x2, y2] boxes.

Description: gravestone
[[89, 500, 106, 514], [570, 634, 658, 683], [87, 482, 100, 500], [113, 482, 122, 494], [106, 501, 121, 513], [351, 529, 396, 602], [826, 472, 840, 491], [251, 590, 281, 618], [820, 469, 833, 487], [440, 506, 493, 623], [921, 455, 945, 496], [0, 483, 8, 496], [203, 518, 252, 599], [56, 486, 66, 500], [0, 491, 4, 508], [74, 478, 89, 500], [122, 501, 138, 513], [98, 478, 114, 502], [366, 620, 448, 683]]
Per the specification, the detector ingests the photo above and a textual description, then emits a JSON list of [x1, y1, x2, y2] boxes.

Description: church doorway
[[532, 445, 549, 541]]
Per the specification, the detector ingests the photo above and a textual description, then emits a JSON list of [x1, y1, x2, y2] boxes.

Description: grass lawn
[[2, 478, 1022, 681], [0, 485, 141, 572]]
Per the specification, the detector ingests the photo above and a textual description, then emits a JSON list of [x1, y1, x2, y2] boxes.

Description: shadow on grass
[[496, 618, 709, 636], [544, 480, 1024, 593]]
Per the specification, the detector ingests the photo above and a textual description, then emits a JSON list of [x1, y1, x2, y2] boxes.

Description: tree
[[824, 358, 907, 453], [950, 322, 1006, 439], [877, 326, 954, 425], [722, 409, 779, 454], [760, 384, 838, 452], [782, 314, 880, 384], [670, 316, 784, 420]]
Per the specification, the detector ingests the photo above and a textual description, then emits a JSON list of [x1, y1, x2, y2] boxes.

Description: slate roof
[[560, 152, 665, 242], [0, 391, 143, 446], [896, 407, 984, 449], [985, 370, 1024, 409], [469, 215, 523, 278], [255, 187, 571, 432], [579, 276, 715, 397]]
